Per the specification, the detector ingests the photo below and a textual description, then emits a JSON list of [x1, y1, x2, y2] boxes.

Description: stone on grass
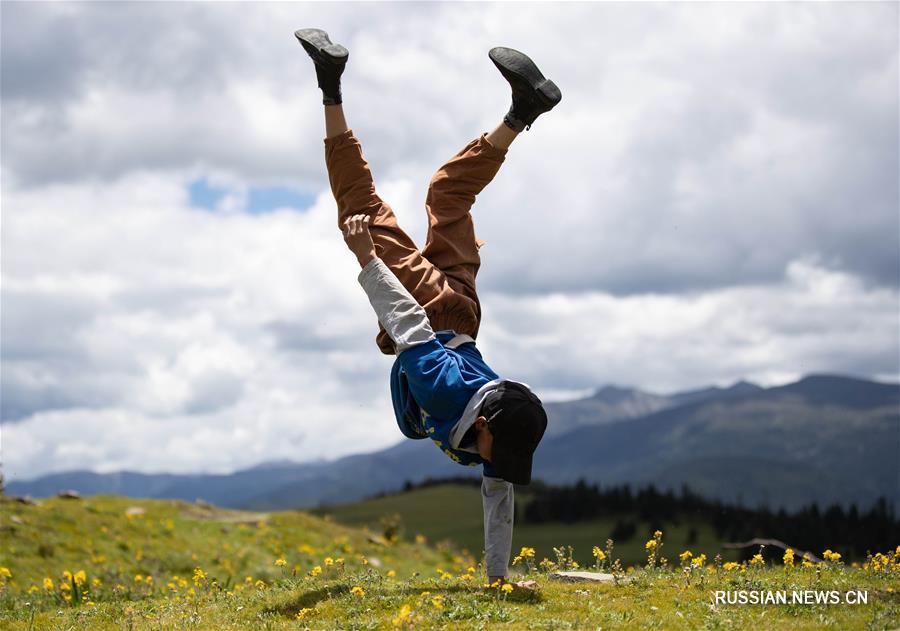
[[548, 571, 630, 584]]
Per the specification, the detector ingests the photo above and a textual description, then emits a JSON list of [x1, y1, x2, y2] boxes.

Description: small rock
[[58, 490, 81, 500], [367, 556, 382, 568], [13, 495, 37, 505], [10, 515, 23, 525], [575, 589, 590, 596], [549, 571, 630, 584], [125, 507, 145, 517]]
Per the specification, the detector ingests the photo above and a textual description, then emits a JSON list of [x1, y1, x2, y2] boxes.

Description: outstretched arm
[[483, 476, 538, 590], [483, 475, 514, 581]]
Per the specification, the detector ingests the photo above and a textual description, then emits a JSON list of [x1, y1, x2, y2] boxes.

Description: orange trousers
[[324, 130, 507, 355]]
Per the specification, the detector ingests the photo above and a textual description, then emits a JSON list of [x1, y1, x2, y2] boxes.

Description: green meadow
[[1, 494, 897, 630], [312, 483, 738, 569]]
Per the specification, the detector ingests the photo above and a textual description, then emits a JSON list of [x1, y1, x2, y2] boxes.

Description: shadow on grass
[[404, 583, 542, 603], [263, 581, 543, 618], [262, 583, 351, 617]]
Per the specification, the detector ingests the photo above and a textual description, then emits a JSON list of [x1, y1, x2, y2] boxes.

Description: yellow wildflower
[[91, 577, 102, 588], [679, 550, 692, 562], [723, 562, 740, 571], [387, 570, 396, 577], [27, 585, 39, 594], [823, 549, 842, 563], [324, 557, 334, 566], [431, 595, 445, 609], [350, 585, 365, 598], [393, 603, 413, 627], [519, 546, 535, 558], [415, 534, 427, 545], [135, 574, 144, 583], [63, 570, 73, 582], [645, 540, 657, 551], [192, 568, 206, 583], [309, 565, 322, 577], [783, 548, 795, 567], [691, 554, 707, 567], [501, 583, 514, 594], [275, 558, 287, 567], [654, 530, 663, 538], [43, 577, 54, 590], [0, 567, 11, 580], [750, 554, 764, 567], [255, 579, 266, 589], [593, 546, 607, 561], [296, 608, 314, 620]]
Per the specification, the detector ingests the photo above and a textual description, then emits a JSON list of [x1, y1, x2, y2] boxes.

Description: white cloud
[[1, 2, 897, 481]]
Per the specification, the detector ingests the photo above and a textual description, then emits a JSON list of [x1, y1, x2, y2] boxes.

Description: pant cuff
[[324, 129, 356, 148]]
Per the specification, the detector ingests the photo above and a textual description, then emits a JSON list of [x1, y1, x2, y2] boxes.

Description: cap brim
[[491, 441, 533, 485]]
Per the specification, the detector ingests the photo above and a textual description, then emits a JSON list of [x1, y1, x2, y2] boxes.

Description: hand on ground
[[342, 213, 376, 268]]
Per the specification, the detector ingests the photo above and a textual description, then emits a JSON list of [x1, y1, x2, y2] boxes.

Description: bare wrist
[[357, 250, 376, 268]]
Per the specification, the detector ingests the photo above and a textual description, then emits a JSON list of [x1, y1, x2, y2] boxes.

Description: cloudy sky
[[2, 2, 897, 482]]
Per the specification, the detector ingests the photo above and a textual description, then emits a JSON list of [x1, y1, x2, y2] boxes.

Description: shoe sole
[[489, 46, 561, 109], [294, 28, 349, 65]]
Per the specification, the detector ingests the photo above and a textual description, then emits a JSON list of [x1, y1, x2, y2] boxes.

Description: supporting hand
[[342, 213, 377, 268]]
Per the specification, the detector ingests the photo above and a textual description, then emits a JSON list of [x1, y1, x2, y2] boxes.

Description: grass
[[1, 494, 897, 630], [312, 484, 742, 568]]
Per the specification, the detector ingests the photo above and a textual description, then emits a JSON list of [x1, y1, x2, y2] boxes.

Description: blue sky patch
[[189, 178, 227, 210], [189, 179, 316, 213], [247, 186, 315, 214]]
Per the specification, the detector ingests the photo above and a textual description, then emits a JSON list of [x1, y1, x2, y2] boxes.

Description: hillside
[[1, 494, 898, 630], [311, 483, 739, 568]]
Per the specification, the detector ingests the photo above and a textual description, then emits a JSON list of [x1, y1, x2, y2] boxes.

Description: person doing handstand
[[295, 28, 561, 587]]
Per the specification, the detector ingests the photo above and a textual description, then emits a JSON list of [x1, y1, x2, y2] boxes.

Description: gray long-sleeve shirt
[[358, 257, 514, 577]]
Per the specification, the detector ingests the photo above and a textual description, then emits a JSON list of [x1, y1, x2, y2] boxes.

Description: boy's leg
[[296, 29, 471, 354], [324, 108, 465, 354], [422, 47, 561, 335], [420, 129, 509, 317]]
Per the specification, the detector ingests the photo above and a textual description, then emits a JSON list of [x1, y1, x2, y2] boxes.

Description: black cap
[[481, 381, 548, 485]]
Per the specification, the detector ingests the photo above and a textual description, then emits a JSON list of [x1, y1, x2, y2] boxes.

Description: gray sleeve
[[482, 475, 514, 577], [357, 257, 436, 353]]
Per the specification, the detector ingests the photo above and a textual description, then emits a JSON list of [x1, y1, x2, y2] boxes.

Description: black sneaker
[[294, 28, 349, 105], [489, 47, 561, 132]]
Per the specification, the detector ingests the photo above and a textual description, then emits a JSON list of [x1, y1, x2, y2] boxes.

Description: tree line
[[389, 476, 896, 562], [521, 479, 897, 562]]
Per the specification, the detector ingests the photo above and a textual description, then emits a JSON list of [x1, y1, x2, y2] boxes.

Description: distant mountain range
[[7, 374, 898, 512]]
